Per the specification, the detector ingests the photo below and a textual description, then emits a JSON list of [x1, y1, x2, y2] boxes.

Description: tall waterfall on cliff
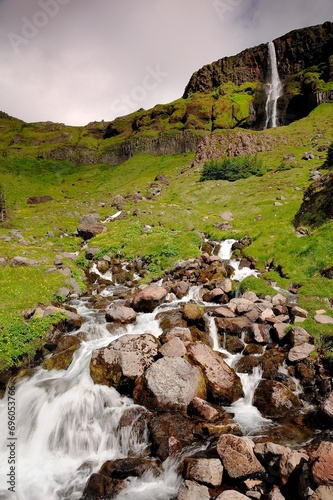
[[264, 41, 283, 129]]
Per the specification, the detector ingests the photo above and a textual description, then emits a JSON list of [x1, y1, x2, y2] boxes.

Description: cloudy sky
[[0, 0, 331, 125]]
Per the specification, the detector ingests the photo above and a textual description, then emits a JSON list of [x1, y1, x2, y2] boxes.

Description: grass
[[0, 104, 332, 370]]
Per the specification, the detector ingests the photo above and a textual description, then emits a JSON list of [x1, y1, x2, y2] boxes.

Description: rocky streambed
[[0, 240, 332, 500]]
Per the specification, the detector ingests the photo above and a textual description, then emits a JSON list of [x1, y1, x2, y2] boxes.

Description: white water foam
[[265, 41, 283, 129]]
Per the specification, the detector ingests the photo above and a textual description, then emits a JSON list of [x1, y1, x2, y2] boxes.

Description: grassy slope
[[0, 104, 332, 369]]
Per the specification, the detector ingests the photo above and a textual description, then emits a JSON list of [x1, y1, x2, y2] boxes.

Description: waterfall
[[264, 41, 283, 129]]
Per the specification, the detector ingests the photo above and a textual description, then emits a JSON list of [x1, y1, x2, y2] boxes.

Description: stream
[[0, 240, 323, 499]]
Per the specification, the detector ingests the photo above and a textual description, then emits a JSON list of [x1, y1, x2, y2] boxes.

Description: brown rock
[[27, 195, 53, 204], [171, 281, 190, 298], [188, 397, 223, 421], [291, 306, 309, 318], [111, 194, 125, 210], [216, 492, 249, 500], [288, 343, 316, 362], [132, 286, 168, 312], [291, 326, 311, 346], [82, 473, 125, 499], [177, 480, 210, 500], [267, 486, 286, 499], [134, 356, 205, 412], [105, 304, 137, 324], [77, 214, 106, 240], [314, 314, 333, 324], [217, 435, 265, 479], [159, 337, 186, 357], [183, 458, 223, 487], [90, 334, 159, 390], [99, 457, 162, 480], [253, 379, 301, 418], [273, 323, 289, 341], [215, 316, 253, 335], [183, 303, 204, 321], [187, 342, 243, 405], [320, 392, 333, 424], [214, 307, 236, 319], [160, 326, 192, 344], [251, 323, 272, 344], [280, 449, 309, 486], [310, 486, 333, 500], [149, 413, 196, 461], [310, 441, 333, 486]]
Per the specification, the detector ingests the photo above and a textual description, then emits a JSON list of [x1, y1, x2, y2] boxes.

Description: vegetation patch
[[200, 155, 267, 182]]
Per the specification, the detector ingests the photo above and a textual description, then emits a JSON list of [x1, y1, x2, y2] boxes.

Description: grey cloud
[[0, 0, 331, 125]]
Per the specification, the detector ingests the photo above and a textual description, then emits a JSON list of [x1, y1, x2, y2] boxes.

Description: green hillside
[[0, 103, 333, 371]]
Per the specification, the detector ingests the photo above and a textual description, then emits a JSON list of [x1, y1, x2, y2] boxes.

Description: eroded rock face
[[134, 356, 205, 412], [217, 435, 265, 479], [90, 334, 159, 391], [132, 286, 168, 312], [187, 342, 243, 405], [253, 379, 301, 418]]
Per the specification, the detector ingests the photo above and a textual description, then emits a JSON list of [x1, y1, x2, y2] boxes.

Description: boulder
[[202, 288, 228, 303], [43, 335, 81, 371], [288, 343, 316, 362], [310, 441, 333, 486], [149, 413, 196, 461], [290, 326, 311, 346], [77, 215, 106, 240], [134, 356, 205, 412], [291, 306, 309, 318], [253, 380, 301, 418], [216, 492, 248, 500], [171, 281, 190, 298], [159, 337, 187, 357], [273, 323, 289, 341], [187, 342, 243, 405], [310, 486, 333, 500], [183, 303, 204, 321], [252, 323, 272, 344], [99, 457, 162, 480], [183, 457, 223, 487], [90, 334, 159, 391], [111, 194, 125, 210], [132, 286, 168, 312], [81, 473, 125, 499], [267, 486, 286, 499], [160, 326, 192, 344], [215, 317, 253, 336], [105, 304, 136, 324], [10, 256, 39, 267], [279, 449, 309, 486], [188, 397, 224, 422], [177, 480, 210, 500], [214, 307, 236, 319], [217, 435, 265, 479]]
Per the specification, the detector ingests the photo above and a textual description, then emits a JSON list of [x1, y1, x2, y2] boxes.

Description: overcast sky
[[0, 0, 331, 125]]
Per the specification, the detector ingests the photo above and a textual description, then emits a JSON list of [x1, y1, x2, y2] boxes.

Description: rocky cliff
[[183, 22, 333, 96]]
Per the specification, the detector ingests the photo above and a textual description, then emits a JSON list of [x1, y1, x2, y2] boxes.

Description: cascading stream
[[264, 41, 283, 129]]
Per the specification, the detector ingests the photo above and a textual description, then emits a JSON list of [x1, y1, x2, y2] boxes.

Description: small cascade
[[264, 41, 283, 129], [218, 239, 258, 281]]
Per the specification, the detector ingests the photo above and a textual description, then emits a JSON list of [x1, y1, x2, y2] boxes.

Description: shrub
[[200, 155, 266, 182]]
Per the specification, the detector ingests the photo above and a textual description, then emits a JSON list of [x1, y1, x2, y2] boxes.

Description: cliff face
[[184, 22, 333, 96]]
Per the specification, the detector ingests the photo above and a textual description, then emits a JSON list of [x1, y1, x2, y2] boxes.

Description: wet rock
[[235, 355, 261, 374], [171, 281, 190, 298], [253, 380, 301, 418], [90, 334, 159, 392], [134, 356, 205, 412], [157, 310, 187, 331], [310, 441, 333, 486], [77, 215, 106, 240], [43, 335, 81, 371], [81, 473, 125, 499], [177, 480, 210, 500], [288, 343, 316, 363], [215, 317, 253, 336], [117, 406, 149, 452], [217, 435, 265, 479], [149, 413, 197, 461], [183, 303, 204, 321], [99, 457, 162, 480], [183, 457, 223, 487], [105, 304, 137, 324], [160, 326, 192, 344], [262, 349, 286, 379], [243, 344, 263, 355], [225, 335, 245, 354], [132, 285, 168, 312], [251, 323, 272, 344], [159, 337, 186, 357], [202, 288, 228, 303], [187, 342, 243, 405], [188, 397, 224, 421]]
